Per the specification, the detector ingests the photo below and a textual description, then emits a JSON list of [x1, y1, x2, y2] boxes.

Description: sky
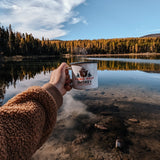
[[0, 0, 160, 40]]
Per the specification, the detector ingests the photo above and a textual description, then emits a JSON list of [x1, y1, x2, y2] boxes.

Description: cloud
[[70, 17, 82, 24], [82, 19, 88, 25], [0, 0, 86, 39], [150, 28, 160, 32]]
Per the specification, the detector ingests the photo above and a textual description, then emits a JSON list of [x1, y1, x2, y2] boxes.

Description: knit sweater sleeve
[[0, 83, 63, 160]]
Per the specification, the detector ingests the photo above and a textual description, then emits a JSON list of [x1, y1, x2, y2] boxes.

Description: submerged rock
[[72, 134, 88, 145], [128, 118, 139, 123], [100, 111, 113, 116], [94, 123, 108, 131], [115, 138, 124, 149]]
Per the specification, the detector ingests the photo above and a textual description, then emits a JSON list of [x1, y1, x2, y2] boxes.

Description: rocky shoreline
[[32, 86, 160, 160]]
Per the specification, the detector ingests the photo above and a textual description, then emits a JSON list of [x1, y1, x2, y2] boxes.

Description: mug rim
[[70, 61, 97, 65]]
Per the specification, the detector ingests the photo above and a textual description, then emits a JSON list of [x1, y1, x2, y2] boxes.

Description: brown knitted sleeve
[[0, 84, 63, 160]]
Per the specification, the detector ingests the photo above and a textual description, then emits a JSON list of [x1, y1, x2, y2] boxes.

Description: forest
[[1, 24, 160, 57]]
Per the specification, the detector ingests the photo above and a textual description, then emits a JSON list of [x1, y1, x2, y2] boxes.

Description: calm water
[[0, 55, 160, 106], [1, 55, 160, 159]]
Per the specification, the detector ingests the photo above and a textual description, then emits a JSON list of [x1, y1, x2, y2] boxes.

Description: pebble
[[128, 118, 139, 123], [94, 123, 108, 130]]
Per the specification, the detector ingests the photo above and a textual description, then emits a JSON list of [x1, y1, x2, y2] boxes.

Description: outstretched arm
[[0, 63, 72, 160]]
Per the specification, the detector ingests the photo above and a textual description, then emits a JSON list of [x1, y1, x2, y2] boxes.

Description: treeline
[[1, 24, 160, 56], [0, 25, 59, 56], [52, 38, 160, 54]]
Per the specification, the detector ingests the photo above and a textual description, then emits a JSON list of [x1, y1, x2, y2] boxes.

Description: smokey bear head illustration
[[79, 67, 88, 77]]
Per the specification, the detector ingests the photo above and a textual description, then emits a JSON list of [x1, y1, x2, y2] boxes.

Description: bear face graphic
[[79, 68, 88, 77]]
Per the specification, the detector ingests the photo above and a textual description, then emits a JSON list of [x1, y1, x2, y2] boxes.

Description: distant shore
[[0, 55, 58, 62], [1, 53, 160, 61], [65, 52, 160, 57]]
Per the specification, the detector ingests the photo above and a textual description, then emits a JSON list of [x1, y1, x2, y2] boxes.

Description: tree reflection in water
[[0, 56, 160, 106], [0, 57, 66, 106]]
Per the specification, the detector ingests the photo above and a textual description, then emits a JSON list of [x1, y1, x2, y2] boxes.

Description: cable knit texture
[[0, 84, 63, 160]]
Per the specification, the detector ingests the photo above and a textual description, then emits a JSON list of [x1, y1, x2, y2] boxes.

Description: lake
[[0, 55, 160, 160]]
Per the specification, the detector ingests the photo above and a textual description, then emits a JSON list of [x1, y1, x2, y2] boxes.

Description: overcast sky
[[0, 0, 160, 40]]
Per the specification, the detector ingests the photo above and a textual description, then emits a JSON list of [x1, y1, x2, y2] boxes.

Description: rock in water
[[128, 118, 139, 123], [94, 123, 108, 130]]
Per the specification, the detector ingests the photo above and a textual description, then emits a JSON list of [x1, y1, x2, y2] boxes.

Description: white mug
[[70, 62, 98, 90]]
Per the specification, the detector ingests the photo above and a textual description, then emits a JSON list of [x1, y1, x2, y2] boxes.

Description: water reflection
[[0, 56, 160, 106], [1, 56, 160, 159], [98, 70, 160, 93], [97, 60, 160, 72], [0, 57, 66, 106], [66, 56, 160, 72], [86, 54, 160, 60], [88, 57, 160, 64]]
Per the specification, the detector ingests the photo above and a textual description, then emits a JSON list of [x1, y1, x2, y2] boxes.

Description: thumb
[[58, 62, 69, 72]]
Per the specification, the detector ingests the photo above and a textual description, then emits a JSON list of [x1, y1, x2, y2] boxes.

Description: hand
[[49, 62, 72, 96]]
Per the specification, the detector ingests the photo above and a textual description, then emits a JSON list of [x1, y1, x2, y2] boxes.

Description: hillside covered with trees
[[51, 38, 160, 55], [1, 24, 160, 57], [0, 25, 59, 56]]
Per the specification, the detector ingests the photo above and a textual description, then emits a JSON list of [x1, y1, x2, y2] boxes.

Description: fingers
[[66, 74, 70, 80], [59, 63, 70, 81], [65, 65, 71, 83], [58, 62, 69, 72], [49, 62, 72, 95], [64, 67, 72, 92], [65, 79, 72, 84], [64, 84, 72, 91], [65, 68, 69, 75], [60, 62, 72, 92]]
